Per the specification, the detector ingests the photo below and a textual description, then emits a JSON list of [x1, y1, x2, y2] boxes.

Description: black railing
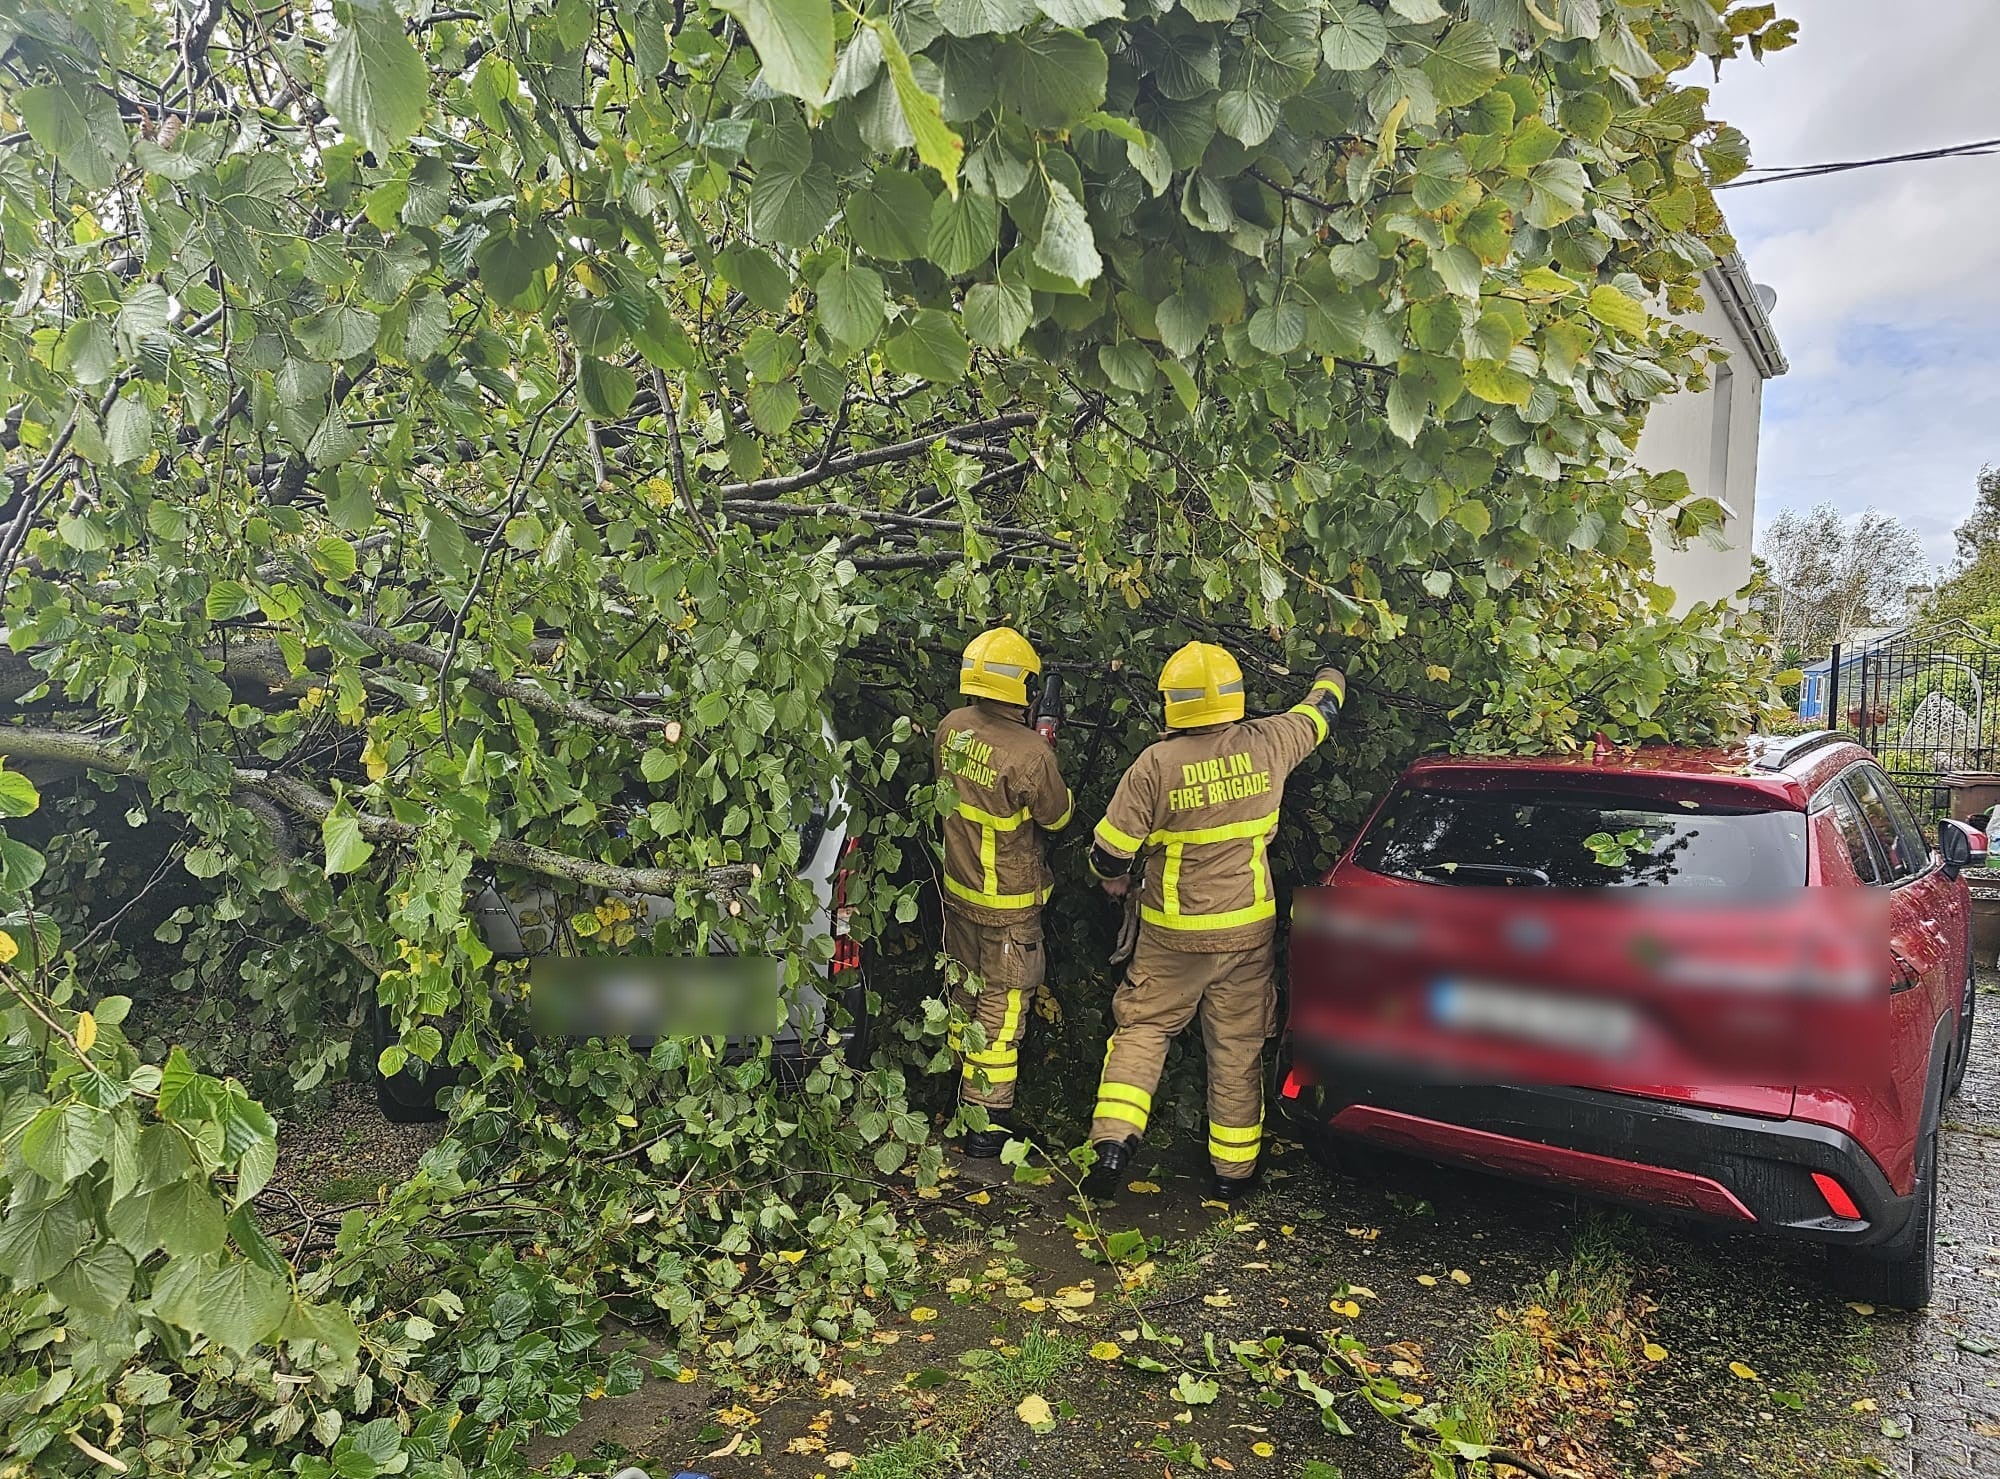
[[1837, 623, 2000, 819]]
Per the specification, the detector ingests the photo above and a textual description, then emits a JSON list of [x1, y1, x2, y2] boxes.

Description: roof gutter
[[1707, 248, 1789, 380]]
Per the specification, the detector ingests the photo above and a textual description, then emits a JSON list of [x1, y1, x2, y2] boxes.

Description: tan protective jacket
[[935, 701, 1074, 924], [1092, 699, 1334, 952]]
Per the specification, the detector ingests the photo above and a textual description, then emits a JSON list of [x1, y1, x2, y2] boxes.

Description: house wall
[[1639, 283, 1770, 613]]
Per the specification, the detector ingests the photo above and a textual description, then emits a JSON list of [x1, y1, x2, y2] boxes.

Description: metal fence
[[1830, 621, 2000, 818]]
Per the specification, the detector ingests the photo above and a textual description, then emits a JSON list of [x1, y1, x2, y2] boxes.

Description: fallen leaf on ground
[[1851, 1398, 1878, 1413], [826, 1454, 856, 1470], [777, 1250, 806, 1263], [1016, 1394, 1055, 1428], [1728, 1361, 1759, 1381], [872, 1331, 901, 1345], [1090, 1341, 1122, 1361], [1329, 1299, 1360, 1319], [706, 1432, 745, 1459], [1128, 1180, 1162, 1194], [1643, 1343, 1668, 1362], [1449, 1269, 1471, 1285], [825, 1378, 856, 1398], [1204, 1292, 1235, 1308], [1201, 1199, 1229, 1210], [787, 1436, 827, 1454], [1347, 1286, 1376, 1299], [1211, 1459, 1235, 1471], [1021, 1297, 1048, 1312], [1251, 1442, 1275, 1458], [1415, 1275, 1438, 1288], [909, 1307, 938, 1323], [916, 1186, 943, 1199], [1844, 1301, 1876, 1316], [966, 1190, 991, 1205], [1280, 1225, 1296, 1237], [1880, 1417, 1909, 1439], [717, 1404, 757, 1427]]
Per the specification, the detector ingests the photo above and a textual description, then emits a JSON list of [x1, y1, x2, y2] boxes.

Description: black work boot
[[1209, 1163, 1263, 1203], [962, 1113, 1018, 1159], [1079, 1136, 1139, 1201]]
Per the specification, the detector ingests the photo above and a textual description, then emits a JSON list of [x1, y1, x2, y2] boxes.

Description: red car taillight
[[831, 837, 861, 975], [1811, 1171, 1863, 1221]]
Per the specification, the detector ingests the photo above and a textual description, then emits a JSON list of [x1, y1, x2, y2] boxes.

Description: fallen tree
[[0, 0, 1795, 1471]]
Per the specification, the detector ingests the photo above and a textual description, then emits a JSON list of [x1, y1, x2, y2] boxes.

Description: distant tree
[[1756, 503, 1927, 656], [1925, 466, 2000, 630]]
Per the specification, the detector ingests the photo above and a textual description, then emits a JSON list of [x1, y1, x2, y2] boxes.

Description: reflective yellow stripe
[[1048, 794, 1074, 832], [1094, 817, 1144, 854], [1208, 1121, 1262, 1145], [1142, 899, 1277, 931], [1288, 701, 1329, 745], [945, 875, 1048, 911], [1146, 812, 1280, 846], [1096, 1082, 1153, 1113], [1095, 1079, 1153, 1132], [1095, 1102, 1147, 1132], [1314, 674, 1346, 705], [960, 802, 1032, 831], [1208, 1138, 1261, 1163], [966, 1047, 1018, 1067], [1162, 840, 1183, 917], [1251, 831, 1269, 907], [965, 1061, 1018, 1084], [997, 987, 1025, 1049]]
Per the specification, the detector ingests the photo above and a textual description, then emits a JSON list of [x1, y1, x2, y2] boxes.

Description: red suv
[[1279, 732, 1984, 1308]]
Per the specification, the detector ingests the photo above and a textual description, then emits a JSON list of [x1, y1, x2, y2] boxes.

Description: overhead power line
[[1716, 136, 2000, 189]]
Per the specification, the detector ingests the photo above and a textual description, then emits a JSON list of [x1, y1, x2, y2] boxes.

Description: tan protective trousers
[[943, 909, 1044, 1110], [1089, 930, 1276, 1179]]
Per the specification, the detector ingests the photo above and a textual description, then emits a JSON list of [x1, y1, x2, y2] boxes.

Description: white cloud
[[1695, 0, 2000, 565]]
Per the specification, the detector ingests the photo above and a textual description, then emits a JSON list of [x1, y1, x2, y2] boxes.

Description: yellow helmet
[[960, 627, 1041, 707], [1158, 641, 1245, 729]]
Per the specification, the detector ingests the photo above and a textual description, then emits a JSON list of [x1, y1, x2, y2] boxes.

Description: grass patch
[[850, 1430, 959, 1479], [848, 1326, 1083, 1479], [1451, 1216, 1644, 1454]]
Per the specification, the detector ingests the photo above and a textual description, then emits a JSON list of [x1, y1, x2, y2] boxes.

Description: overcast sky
[[1698, 0, 2000, 574]]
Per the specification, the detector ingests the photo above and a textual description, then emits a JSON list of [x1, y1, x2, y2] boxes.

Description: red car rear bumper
[[1281, 1037, 1914, 1248]]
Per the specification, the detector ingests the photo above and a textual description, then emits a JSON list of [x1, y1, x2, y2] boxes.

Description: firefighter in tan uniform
[[1080, 642, 1344, 1201], [935, 627, 1074, 1156]]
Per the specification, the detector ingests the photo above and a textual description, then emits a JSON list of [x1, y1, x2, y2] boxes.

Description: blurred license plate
[[1429, 978, 1637, 1057]]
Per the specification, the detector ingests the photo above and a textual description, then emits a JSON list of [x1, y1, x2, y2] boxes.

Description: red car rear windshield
[[1351, 785, 1809, 889]]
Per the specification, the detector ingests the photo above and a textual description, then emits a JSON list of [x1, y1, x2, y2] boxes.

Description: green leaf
[[717, 0, 835, 102], [873, 22, 965, 194], [1036, 0, 1124, 24], [48, 1241, 135, 1318], [816, 263, 887, 354], [22, 1103, 108, 1182], [1586, 283, 1649, 337], [1032, 178, 1102, 285], [1321, 1, 1388, 70], [18, 83, 127, 190], [105, 396, 152, 466], [964, 279, 1035, 350], [884, 309, 971, 383], [1386, 375, 1426, 444], [322, 812, 375, 877], [1248, 300, 1306, 356], [1175, 1371, 1221, 1404], [205, 580, 260, 622], [1154, 292, 1209, 359], [1452, 498, 1493, 536], [580, 357, 638, 419], [1097, 341, 1156, 392], [1216, 88, 1281, 148], [1462, 359, 1532, 407], [749, 159, 840, 245], [158, 1259, 290, 1354], [998, 31, 1107, 129], [0, 766, 39, 820], [934, 0, 1036, 38], [719, 246, 796, 313], [848, 170, 935, 260], [928, 189, 1000, 275], [325, 6, 429, 156], [1418, 23, 1503, 108], [0, 1196, 85, 1286], [312, 535, 360, 582]]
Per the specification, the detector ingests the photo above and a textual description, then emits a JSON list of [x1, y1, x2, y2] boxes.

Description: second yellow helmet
[[960, 626, 1041, 707], [1158, 641, 1245, 728]]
